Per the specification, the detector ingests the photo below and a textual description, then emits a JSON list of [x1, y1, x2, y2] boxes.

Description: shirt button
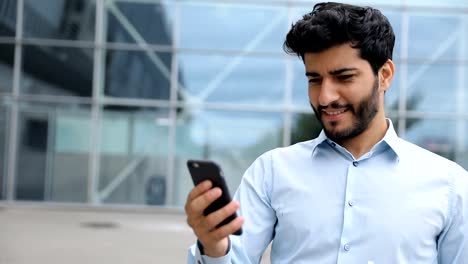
[[348, 200, 355, 207], [352, 161, 358, 167], [331, 142, 336, 147], [344, 244, 350, 251]]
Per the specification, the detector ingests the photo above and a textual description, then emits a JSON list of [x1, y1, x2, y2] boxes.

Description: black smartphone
[[187, 159, 242, 236]]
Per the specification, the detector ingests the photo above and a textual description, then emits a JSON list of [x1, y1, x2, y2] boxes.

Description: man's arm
[[437, 164, 468, 263], [186, 151, 277, 264]]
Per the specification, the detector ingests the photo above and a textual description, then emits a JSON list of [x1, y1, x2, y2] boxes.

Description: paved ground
[[0, 203, 270, 264], [0, 204, 196, 264]]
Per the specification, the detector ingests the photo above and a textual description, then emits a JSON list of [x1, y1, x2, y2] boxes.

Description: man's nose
[[318, 79, 339, 107]]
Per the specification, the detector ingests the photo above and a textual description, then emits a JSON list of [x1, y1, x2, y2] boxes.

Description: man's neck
[[338, 116, 389, 160]]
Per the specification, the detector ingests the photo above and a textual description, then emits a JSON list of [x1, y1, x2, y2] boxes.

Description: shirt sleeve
[[186, 151, 277, 264], [437, 164, 468, 263]]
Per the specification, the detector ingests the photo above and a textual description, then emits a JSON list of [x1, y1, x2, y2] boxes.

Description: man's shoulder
[[251, 139, 320, 167], [396, 137, 455, 166], [269, 138, 318, 156]]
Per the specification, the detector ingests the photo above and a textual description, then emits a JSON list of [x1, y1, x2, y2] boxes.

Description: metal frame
[[1, 0, 468, 207]]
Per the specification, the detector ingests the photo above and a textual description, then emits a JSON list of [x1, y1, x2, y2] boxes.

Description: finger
[[187, 187, 222, 216], [186, 180, 212, 205], [209, 215, 245, 241], [205, 200, 240, 230]]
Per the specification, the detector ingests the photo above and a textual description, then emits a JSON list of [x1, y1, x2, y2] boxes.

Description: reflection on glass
[[465, 66, 468, 113], [385, 65, 400, 115], [406, 0, 468, 7], [0, 102, 8, 200], [104, 50, 172, 100], [0, 0, 17, 37], [15, 102, 90, 202], [104, 49, 174, 100], [408, 13, 461, 60], [383, 11, 402, 61], [179, 3, 288, 52], [173, 109, 283, 206], [458, 121, 468, 171], [291, 112, 322, 145], [179, 53, 286, 104], [20, 46, 93, 97], [292, 59, 309, 109], [98, 107, 170, 206], [23, 0, 95, 41], [405, 118, 456, 161], [0, 44, 14, 93], [105, 1, 173, 46], [406, 63, 457, 112]]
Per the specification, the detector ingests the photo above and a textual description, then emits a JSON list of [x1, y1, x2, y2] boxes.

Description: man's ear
[[379, 59, 395, 92]]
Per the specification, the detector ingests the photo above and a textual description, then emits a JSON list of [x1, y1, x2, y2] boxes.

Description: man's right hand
[[185, 180, 244, 257]]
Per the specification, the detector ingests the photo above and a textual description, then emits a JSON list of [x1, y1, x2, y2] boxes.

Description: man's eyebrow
[[305, 71, 320, 77], [330, 67, 358, 75], [305, 67, 358, 77]]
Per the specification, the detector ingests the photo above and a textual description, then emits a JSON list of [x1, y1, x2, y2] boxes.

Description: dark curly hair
[[283, 2, 395, 74]]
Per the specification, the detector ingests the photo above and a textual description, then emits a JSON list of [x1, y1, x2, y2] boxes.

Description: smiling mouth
[[322, 108, 348, 116]]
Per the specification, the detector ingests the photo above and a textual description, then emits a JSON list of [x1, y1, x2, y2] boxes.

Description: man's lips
[[320, 108, 349, 121], [322, 109, 347, 115]]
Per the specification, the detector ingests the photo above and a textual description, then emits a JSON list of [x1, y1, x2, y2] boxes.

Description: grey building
[[0, 0, 467, 208]]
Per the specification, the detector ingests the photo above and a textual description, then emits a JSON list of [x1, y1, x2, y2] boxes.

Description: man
[[185, 2, 468, 263]]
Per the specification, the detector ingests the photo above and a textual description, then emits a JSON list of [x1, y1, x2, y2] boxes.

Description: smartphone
[[187, 159, 242, 236]]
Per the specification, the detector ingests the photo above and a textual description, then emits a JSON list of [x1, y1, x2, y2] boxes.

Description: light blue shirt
[[188, 121, 468, 263]]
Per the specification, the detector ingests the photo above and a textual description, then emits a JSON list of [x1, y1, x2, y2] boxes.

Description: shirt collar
[[381, 118, 401, 159], [310, 118, 401, 160]]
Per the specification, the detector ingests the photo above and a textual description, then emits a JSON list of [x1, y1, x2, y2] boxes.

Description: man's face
[[304, 44, 384, 142]]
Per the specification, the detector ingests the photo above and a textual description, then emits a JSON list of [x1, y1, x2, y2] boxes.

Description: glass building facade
[[0, 0, 467, 208]]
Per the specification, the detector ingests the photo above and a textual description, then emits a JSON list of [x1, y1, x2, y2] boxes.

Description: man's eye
[[337, 74, 354, 80], [308, 78, 321, 84]]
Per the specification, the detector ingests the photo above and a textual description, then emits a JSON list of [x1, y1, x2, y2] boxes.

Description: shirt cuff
[[196, 238, 232, 264]]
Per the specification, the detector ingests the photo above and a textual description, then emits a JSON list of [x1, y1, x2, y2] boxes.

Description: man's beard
[[311, 77, 380, 142]]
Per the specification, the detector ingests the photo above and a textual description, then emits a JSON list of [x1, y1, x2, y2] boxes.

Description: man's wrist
[[197, 238, 231, 256]]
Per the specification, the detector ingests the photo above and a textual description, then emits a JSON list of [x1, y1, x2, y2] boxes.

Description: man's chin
[[323, 126, 351, 141]]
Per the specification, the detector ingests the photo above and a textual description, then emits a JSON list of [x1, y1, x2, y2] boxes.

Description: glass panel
[[465, 66, 468, 113], [408, 13, 462, 60], [23, 0, 95, 41], [385, 62, 401, 114], [458, 121, 468, 171], [15, 102, 90, 202], [20, 46, 93, 97], [0, 100, 9, 200], [179, 3, 288, 53], [0, 0, 17, 37], [173, 109, 283, 207], [406, 63, 457, 112], [98, 107, 170, 206], [406, 0, 468, 8], [292, 58, 309, 109], [105, 1, 174, 46], [404, 118, 456, 161], [290, 112, 322, 145], [385, 11, 402, 61], [179, 53, 286, 105], [104, 49, 172, 100], [0, 44, 14, 93]]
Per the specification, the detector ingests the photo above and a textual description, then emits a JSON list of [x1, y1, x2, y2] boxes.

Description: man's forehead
[[303, 46, 368, 74]]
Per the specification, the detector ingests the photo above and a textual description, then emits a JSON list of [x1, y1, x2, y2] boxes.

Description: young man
[[185, 2, 468, 263]]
